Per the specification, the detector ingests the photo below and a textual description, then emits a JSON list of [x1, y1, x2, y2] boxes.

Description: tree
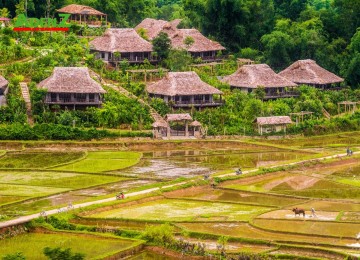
[[254, 86, 266, 100], [164, 49, 192, 71], [43, 247, 85, 260], [2, 252, 26, 260], [152, 32, 171, 61], [184, 36, 194, 48]]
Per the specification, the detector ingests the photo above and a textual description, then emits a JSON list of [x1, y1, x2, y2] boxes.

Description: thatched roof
[[255, 116, 292, 125], [166, 113, 193, 122], [90, 28, 153, 53], [147, 72, 222, 96], [190, 120, 202, 127], [57, 4, 106, 16], [170, 29, 225, 52], [222, 64, 298, 89], [0, 76, 8, 88], [38, 67, 106, 94], [278, 59, 344, 85], [135, 18, 169, 40], [135, 18, 225, 52], [152, 120, 168, 128]]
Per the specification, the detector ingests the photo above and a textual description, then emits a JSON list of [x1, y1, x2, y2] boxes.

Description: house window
[[74, 93, 86, 102], [59, 93, 71, 103], [101, 53, 105, 59], [50, 93, 57, 102], [89, 94, 95, 102]]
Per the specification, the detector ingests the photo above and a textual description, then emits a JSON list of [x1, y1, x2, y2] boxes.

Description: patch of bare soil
[[265, 175, 320, 191], [164, 186, 211, 199], [295, 158, 360, 176], [258, 209, 338, 221], [221, 172, 288, 187]]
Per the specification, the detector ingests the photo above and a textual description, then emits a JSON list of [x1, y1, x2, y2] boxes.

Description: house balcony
[[263, 92, 300, 100], [109, 57, 158, 64], [45, 98, 102, 105], [172, 99, 224, 108]]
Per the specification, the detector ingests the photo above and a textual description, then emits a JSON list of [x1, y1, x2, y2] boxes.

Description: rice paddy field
[[1, 135, 360, 259], [86, 198, 272, 221], [0, 231, 143, 259], [53, 151, 142, 173]]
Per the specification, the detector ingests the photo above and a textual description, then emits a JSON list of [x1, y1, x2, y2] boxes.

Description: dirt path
[[0, 151, 358, 229]]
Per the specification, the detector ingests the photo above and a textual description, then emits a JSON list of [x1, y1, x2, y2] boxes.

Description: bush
[[142, 223, 174, 245]]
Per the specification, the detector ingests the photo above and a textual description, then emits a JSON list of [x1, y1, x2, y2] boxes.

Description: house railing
[[109, 57, 158, 63], [264, 91, 300, 99], [173, 100, 225, 105]]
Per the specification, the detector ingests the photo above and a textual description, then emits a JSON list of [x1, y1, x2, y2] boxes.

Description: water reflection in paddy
[[121, 149, 308, 179]]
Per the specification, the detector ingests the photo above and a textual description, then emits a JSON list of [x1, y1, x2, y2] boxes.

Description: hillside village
[[1, 1, 360, 260], [0, 3, 358, 140]]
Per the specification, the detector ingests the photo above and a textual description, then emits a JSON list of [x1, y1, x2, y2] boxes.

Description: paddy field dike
[[1, 132, 360, 259]]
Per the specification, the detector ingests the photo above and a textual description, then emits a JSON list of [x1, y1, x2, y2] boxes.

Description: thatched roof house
[[147, 72, 223, 108], [170, 29, 225, 53], [57, 4, 107, 26], [166, 113, 193, 122], [135, 18, 225, 61], [0, 76, 9, 107], [222, 64, 298, 99], [0, 76, 9, 95], [90, 29, 155, 64], [254, 116, 292, 135], [57, 4, 106, 15], [38, 67, 105, 109], [278, 59, 344, 89], [255, 116, 292, 126], [135, 18, 169, 40]]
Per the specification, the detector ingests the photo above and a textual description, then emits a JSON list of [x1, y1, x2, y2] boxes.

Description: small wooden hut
[[135, 18, 225, 61], [147, 71, 223, 108], [254, 116, 292, 135], [221, 64, 298, 99], [38, 67, 106, 109], [0, 76, 9, 107], [152, 113, 202, 139], [278, 59, 344, 90], [165, 113, 193, 138], [57, 4, 107, 26], [90, 28, 156, 64]]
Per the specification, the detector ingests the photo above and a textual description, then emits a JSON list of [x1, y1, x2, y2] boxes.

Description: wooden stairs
[[322, 108, 331, 119], [20, 82, 34, 125]]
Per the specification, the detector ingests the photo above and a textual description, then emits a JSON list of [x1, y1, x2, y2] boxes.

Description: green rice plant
[[53, 151, 142, 173], [0, 232, 143, 260], [0, 151, 84, 169]]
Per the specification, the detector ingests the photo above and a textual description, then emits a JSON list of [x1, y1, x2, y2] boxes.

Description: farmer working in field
[[311, 207, 317, 218]]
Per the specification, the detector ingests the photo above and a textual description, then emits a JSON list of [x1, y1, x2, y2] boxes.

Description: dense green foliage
[[43, 247, 85, 260], [2, 0, 358, 84]]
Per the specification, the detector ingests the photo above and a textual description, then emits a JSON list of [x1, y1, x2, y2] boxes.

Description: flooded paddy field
[[86, 198, 272, 222], [121, 149, 310, 179], [1, 137, 360, 258]]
